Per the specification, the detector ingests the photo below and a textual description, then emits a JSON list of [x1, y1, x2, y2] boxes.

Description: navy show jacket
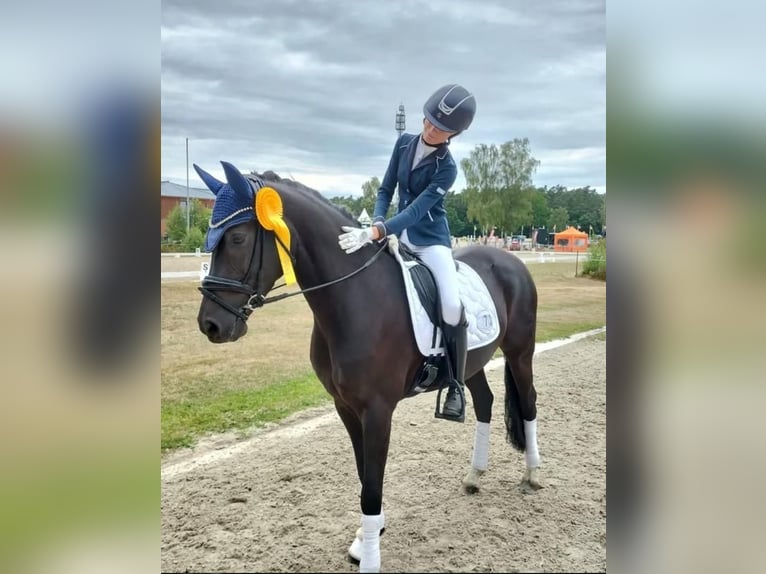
[[372, 132, 457, 248]]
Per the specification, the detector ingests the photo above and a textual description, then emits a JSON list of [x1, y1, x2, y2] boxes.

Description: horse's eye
[[231, 234, 247, 245]]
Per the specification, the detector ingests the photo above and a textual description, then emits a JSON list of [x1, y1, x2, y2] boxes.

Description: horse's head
[[195, 161, 283, 343]]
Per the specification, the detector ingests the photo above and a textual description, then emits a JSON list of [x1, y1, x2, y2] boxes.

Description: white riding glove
[[338, 226, 376, 254]]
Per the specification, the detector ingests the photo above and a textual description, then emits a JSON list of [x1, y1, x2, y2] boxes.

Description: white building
[[358, 208, 372, 227]]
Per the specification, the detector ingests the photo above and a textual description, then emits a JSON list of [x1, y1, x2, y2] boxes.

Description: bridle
[[199, 221, 387, 322]]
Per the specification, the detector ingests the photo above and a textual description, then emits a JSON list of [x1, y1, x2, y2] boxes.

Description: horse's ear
[[221, 161, 252, 200], [193, 164, 224, 195]]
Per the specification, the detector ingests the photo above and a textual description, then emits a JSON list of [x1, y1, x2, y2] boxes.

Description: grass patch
[[531, 261, 606, 344], [589, 330, 607, 342], [161, 374, 330, 451], [492, 321, 606, 358], [536, 321, 605, 343], [581, 239, 606, 280]]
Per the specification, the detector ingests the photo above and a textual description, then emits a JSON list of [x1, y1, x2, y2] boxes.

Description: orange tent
[[553, 226, 588, 252]]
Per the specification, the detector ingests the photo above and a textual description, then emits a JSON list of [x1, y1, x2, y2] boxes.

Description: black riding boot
[[439, 311, 468, 423]]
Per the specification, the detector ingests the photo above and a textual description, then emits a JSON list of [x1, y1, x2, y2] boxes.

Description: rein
[[199, 226, 387, 322]]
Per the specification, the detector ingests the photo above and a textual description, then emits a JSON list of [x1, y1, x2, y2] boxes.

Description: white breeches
[[401, 230, 462, 326]]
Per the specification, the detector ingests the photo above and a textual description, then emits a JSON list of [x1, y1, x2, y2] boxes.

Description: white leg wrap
[[359, 512, 384, 573], [471, 421, 491, 471], [349, 510, 384, 563], [524, 419, 541, 468]]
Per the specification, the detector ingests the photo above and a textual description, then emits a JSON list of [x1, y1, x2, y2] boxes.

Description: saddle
[[384, 236, 500, 398], [395, 241, 449, 397]]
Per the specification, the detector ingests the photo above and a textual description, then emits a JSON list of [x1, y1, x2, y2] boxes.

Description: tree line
[[164, 137, 605, 250], [331, 138, 605, 238], [163, 198, 211, 251]]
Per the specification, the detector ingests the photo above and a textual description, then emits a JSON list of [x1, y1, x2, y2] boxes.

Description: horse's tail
[[503, 360, 526, 452]]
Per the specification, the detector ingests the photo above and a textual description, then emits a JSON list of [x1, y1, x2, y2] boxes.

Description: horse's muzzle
[[199, 313, 247, 343]]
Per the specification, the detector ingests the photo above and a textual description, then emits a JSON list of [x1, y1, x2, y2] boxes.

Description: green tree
[[165, 205, 187, 242], [599, 193, 606, 229], [545, 186, 604, 234], [529, 188, 551, 229], [333, 176, 396, 222], [330, 195, 363, 220], [189, 199, 211, 234], [444, 191, 473, 236], [460, 138, 540, 234], [183, 227, 205, 251], [165, 199, 211, 242], [547, 206, 569, 232], [360, 176, 381, 215]]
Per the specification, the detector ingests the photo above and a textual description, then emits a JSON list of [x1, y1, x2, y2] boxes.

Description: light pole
[[395, 103, 405, 138], [185, 137, 190, 234], [393, 104, 405, 208]]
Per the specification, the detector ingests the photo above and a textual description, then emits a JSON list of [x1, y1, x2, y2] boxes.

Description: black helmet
[[423, 84, 476, 133]]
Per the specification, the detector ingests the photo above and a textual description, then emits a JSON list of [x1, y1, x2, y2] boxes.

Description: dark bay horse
[[195, 161, 541, 572]]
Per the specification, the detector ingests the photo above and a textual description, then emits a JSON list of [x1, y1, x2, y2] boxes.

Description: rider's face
[[422, 118, 455, 145]]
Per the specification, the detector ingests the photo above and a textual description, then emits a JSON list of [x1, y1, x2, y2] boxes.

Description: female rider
[[338, 84, 477, 422]]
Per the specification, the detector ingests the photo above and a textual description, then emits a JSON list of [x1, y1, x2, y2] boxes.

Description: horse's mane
[[252, 170, 359, 225]]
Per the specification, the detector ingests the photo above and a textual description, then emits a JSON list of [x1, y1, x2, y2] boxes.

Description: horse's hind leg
[[505, 346, 543, 492], [462, 369, 493, 494]]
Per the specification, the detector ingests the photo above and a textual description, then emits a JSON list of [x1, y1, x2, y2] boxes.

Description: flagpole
[[185, 137, 190, 234]]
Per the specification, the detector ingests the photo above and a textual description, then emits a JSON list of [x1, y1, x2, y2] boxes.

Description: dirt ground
[[161, 337, 606, 573]]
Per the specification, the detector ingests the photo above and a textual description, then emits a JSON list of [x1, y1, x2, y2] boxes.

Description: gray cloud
[[162, 0, 605, 195]]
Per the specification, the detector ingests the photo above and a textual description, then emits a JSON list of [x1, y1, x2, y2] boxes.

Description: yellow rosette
[[255, 187, 296, 285]]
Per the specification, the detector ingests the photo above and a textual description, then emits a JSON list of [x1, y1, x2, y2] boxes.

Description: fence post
[[575, 250, 579, 277]]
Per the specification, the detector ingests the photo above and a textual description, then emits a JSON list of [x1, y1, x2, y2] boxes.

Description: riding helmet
[[422, 84, 476, 133]]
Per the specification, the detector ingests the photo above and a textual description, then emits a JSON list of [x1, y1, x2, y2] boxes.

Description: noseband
[[199, 223, 387, 322]]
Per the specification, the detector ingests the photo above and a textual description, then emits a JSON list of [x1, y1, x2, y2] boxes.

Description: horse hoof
[[348, 527, 362, 563], [520, 467, 542, 493], [463, 483, 479, 494], [462, 468, 485, 494], [348, 525, 386, 564]]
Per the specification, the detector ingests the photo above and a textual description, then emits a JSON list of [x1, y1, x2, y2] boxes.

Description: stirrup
[[434, 381, 465, 423]]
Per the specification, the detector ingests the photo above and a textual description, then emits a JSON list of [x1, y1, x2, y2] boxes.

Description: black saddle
[[394, 242, 455, 398], [397, 242, 442, 328]]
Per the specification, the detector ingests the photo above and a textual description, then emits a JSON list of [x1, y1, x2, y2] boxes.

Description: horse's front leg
[[334, 400, 381, 565], [356, 399, 394, 573], [334, 399, 365, 483]]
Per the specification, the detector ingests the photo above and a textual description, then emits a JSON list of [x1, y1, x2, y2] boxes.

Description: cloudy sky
[[161, 0, 605, 197]]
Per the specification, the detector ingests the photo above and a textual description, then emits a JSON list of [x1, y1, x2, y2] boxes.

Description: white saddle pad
[[387, 236, 500, 357]]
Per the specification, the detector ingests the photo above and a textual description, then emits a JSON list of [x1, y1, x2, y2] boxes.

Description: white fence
[[161, 250, 596, 282]]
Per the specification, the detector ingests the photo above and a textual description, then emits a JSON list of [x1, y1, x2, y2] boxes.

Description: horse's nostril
[[203, 319, 220, 337]]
